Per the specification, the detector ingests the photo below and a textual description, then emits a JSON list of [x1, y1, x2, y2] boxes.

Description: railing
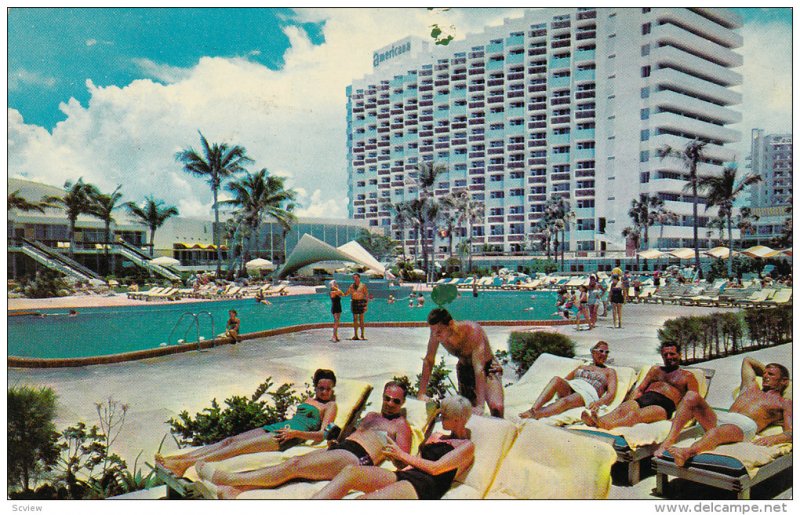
[[168, 311, 216, 347]]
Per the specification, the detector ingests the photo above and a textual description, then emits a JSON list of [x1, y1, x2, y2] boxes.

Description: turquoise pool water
[[8, 291, 559, 359]]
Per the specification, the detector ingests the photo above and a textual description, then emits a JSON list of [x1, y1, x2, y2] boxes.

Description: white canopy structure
[[637, 249, 666, 259], [245, 258, 275, 270], [277, 234, 386, 278], [150, 256, 180, 267]]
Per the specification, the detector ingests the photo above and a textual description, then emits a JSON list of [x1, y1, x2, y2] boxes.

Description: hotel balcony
[[650, 111, 739, 144], [654, 8, 743, 49], [651, 45, 742, 87], [652, 22, 743, 68], [651, 67, 741, 107], [651, 89, 741, 125]]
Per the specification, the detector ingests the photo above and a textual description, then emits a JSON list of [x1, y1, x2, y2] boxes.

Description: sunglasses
[[592, 349, 610, 355], [383, 395, 403, 405]]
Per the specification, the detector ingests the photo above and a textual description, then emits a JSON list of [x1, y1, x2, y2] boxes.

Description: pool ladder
[[168, 311, 216, 348]]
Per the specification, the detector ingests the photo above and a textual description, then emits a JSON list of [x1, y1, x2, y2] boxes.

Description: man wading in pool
[[419, 308, 505, 417], [344, 273, 369, 340]]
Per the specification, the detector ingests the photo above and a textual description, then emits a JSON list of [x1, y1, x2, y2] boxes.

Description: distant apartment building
[[742, 129, 792, 245], [346, 7, 743, 258]]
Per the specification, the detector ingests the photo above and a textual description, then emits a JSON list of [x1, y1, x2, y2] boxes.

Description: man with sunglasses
[[420, 308, 505, 418], [581, 342, 699, 429], [196, 381, 413, 498], [520, 341, 617, 420]]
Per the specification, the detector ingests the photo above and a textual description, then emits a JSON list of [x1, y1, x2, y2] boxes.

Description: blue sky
[[7, 7, 793, 219]]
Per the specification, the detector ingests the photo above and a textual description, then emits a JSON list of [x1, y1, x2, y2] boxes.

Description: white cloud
[[9, 8, 786, 221], [8, 68, 57, 90]]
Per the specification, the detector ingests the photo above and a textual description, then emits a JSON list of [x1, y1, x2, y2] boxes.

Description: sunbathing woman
[[519, 341, 617, 420], [312, 395, 475, 500], [156, 369, 337, 477]]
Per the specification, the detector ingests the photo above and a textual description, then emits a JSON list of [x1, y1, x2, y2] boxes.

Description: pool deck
[[8, 300, 792, 500]]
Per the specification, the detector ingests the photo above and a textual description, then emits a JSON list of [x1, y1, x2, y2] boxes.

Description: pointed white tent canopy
[[278, 234, 385, 278]]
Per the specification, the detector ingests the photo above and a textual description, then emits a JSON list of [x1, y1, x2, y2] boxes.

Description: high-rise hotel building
[[346, 8, 743, 257]]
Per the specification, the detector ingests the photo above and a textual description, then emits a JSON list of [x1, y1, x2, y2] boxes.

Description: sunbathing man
[[196, 381, 413, 499], [520, 341, 617, 420], [344, 273, 369, 340], [581, 342, 698, 429], [156, 369, 337, 477], [419, 308, 504, 418], [655, 357, 791, 467]]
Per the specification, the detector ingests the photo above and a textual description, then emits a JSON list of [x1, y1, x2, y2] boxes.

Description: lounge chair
[[146, 287, 180, 301], [155, 378, 375, 497], [652, 380, 792, 499], [486, 420, 617, 499], [569, 366, 715, 485], [128, 287, 163, 301], [504, 353, 637, 428], [264, 284, 288, 296], [764, 288, 792, 305]]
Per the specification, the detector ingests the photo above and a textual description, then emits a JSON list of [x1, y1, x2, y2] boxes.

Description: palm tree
[[223, 169, 297, 264], [448, 190, 484, 273], [696, 165, 763, 276], [655, 209, 679, 249], [657, 139, 708, 270], [544, 194, 573, 272], [414, 162, 446, 278], [533, 219, 552, 260], [89, 186, 123, 274], [736, 207, 759, 248], [705, 216, 726, 247], [8, 191, 46, 213], [175, 131, 253, 276], [628, 194, 664, 250], [382, 199, 411, 263], [42, 178, 100, 258], [622, 226, 642, 270], [438, 192, 461, 258], [125, 196, 179, 257]]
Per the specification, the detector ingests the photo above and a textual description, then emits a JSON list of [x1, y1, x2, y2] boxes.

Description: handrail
[[116, 241, 181, 281], [167, 311, 216, 347], [21, 238, 103, 281]]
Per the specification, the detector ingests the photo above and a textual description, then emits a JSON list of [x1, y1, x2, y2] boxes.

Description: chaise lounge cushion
[[486, 420, 617, 499]]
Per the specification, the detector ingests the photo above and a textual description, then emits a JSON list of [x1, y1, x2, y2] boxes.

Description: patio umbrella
[[637, 249, 666, 259], [245, 258, 275, 270], [781, 248, 792, 257], [741, 245, 780, 259], [668, 248, 697, 260], [150, 256, 180, 267], [703, 246, 737, 259]]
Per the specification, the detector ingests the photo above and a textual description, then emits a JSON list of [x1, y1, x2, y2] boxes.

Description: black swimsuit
[[331, 294, 342, 314], [395, 441, 458, 500], [635, 391, 676, 418]]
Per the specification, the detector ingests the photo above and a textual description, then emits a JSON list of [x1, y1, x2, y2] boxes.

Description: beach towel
[[486, 420, 616, 499]]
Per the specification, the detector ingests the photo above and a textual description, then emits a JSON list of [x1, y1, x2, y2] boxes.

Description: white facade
[[746, 129, 792, 207], [346, 7, 743, 256]]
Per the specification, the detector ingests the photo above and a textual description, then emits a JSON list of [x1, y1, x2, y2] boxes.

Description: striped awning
[[741, 245, 780, 258], [637, 249, 666, 259], [668, 248, 697, 260], [703, 246, 737, 259]]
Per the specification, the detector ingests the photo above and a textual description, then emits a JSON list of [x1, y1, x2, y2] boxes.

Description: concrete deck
[[9, 301, 791, 500]]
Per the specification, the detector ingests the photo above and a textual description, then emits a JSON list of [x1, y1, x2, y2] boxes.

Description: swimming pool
[[8, 291, 559, 360]]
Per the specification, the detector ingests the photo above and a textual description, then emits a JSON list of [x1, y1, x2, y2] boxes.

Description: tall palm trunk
[[466, 221, 473, 273], [726, 212, 734, 277], [68, 218, 77, 259], [105, 220, 114, 274], [149, 228, 156, 257], [691, 167, 700, 270], [213, 186, 222, 277], [561, 228, 566, 272]]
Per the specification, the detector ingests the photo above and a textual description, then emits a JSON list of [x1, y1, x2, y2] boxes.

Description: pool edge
[[8, 319, 573, 368]]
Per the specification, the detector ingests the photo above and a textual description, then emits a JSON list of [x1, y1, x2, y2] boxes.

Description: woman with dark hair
[[609, 276, 625, 328], [329, 280, 344, 342], [312, 395, 475, 500], [156, 369, 338, 477]]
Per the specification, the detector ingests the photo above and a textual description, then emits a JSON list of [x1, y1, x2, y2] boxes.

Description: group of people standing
[[328, 273, 370, 342], [555, 272, 628, 330]]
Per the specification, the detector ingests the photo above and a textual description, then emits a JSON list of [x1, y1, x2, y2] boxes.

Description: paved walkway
[[8, 301, 791, 499]]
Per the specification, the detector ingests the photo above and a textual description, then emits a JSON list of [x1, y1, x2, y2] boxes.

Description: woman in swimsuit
[[609, 276, 625, 328], [156, 369, 338, 477], [313, 395, 474, 500], [575, 285, 591, 331], [329, 280, 344, 342], [519, 341, 617, 420]]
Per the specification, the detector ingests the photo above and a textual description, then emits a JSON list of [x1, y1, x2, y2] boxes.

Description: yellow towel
[[486, 421, 617, 499]]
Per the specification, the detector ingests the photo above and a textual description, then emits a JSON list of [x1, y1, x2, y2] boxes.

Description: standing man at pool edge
[[345, 273, 369, 340], [419, 308, 505, 417]]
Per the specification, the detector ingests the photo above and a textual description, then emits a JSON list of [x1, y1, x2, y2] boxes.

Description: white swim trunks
[[714, 410, 758, 441], [567, 378, 600, 406]]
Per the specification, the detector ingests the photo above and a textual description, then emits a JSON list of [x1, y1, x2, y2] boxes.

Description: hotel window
[[641, 44, 650, 57], [510, 189, 524, 196], [641, 86, 649, 99], [490, 207, 504, 215], [640, 151, 649, 163], [640, 172, 650, 183], [641, 129, 650, 141], [553, 146, 570, 154], [490, 191, 505, 199], [642, 23, 651, 35], [640, 108, 649, 120], [641, 65, 650, 78], [490, 225, 504, 235]]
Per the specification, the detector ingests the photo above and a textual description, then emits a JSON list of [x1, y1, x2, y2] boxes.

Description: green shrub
[[659, 307, 789, 363], [8, 386, 61, 493], [507, 331, 575, 377], [394, 357, 455, 401], [167, 378, 308, 446], [21, 270, 72, 298], [528, 259, 558, 274]]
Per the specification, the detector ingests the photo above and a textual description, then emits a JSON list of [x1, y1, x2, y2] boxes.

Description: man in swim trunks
[[419, 308, 505, 418], [581, 342, 698, 429], [345, 273, 369, 340], [197, 381, 412, 499], [655, 357, 791, 467]]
